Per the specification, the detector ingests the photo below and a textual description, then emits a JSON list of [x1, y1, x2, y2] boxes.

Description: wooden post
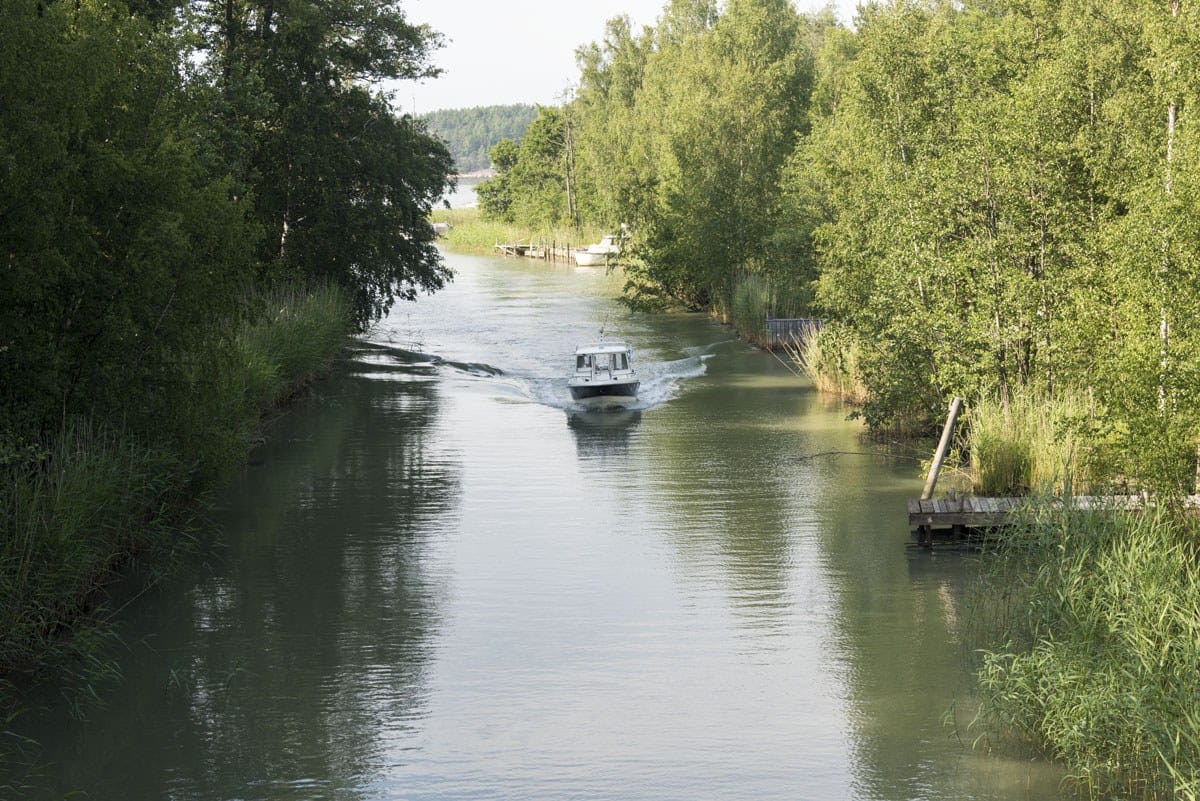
[[921, 396, 964, 501]]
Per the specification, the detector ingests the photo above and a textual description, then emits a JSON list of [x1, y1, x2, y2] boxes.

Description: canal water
[[6, 251, 1066, 799]]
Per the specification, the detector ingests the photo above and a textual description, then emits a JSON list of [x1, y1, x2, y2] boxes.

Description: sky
[[392, 0, 860, 115]]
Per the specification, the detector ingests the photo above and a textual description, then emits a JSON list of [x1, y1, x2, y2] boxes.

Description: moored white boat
[[573, 234, 620, 266], [568, 341, 639, 408]]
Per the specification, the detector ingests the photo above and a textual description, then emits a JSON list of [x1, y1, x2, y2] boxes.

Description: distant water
[[440, 176, 483, 209]]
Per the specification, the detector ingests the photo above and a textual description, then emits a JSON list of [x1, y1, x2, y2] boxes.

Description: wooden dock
[[909, 495, 1020, 531], [904, 397, 1200, 547], [908, 493, 1200, 546], [494, 241, 581, 263]]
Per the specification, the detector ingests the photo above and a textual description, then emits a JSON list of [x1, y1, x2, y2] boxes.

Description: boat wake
[[351, 340, 713, 412]]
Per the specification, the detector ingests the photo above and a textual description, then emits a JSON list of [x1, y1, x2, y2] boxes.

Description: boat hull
[[568, 380, 640, 408], [573, 251, 607, 266]]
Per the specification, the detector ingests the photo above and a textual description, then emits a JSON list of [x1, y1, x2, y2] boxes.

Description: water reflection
[[566, 408, 642, 461], [807, 404, 1065, 800], [5, 250, 1073, 801], [7, 356, 462, 800], [638, 359, 812, 643]]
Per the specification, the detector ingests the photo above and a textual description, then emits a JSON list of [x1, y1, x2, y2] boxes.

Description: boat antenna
[[599, 316, 609, 341]]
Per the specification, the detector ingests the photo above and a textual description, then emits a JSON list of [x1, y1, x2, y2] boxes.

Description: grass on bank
[[784, 323, 868, 404], [972, 506, 1200, 799], [431, 207, 605, 254], [0, 282, 353, 682], [967, 390, 1102, 496]]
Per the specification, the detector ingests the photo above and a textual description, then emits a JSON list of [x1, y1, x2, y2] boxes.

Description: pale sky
[[393, 0, 861, 114]]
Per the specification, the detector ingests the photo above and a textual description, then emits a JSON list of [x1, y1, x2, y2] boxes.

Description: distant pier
[[495, 241, 580, 263]]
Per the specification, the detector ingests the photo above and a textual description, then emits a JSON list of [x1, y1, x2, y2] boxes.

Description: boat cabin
[[568, 341, 640, 407], [574, 343, 634, 377]]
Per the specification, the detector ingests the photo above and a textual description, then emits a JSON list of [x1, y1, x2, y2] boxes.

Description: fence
[[764, 317, 822, 349]]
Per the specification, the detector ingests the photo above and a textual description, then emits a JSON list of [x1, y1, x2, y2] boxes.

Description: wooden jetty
[[909, 493, 1200, 544], [495, 242, 531, 257], [494, 241, 581, 264], [909, 494, 1020, 531], [906, 397, 1200, 546]]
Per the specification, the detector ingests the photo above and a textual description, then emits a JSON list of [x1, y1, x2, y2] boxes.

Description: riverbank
[[787, 328, 1200, 797], [431, 207, 605, 257], [1, 245, 1071, 799], [0, 283, 354, 689]]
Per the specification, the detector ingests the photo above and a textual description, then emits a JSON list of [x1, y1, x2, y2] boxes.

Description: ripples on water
[[3, 252, 1068, 801]]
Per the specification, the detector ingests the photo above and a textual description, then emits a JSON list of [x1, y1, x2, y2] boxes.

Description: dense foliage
[[0, 0, 451, 675], [483, 0, 1200, 493], [1, 0, 452, 455], [421, 104, 538, 173]]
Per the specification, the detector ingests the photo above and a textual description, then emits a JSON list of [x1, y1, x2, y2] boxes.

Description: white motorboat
[[568, 341, 639, 408], [573, 234, 620, 266]]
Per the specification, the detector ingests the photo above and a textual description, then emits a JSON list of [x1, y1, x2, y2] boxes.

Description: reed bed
[[973, 506, 1200, 799], [967, 389, 1100, 496], [0, 282, 353, 681], [0, 422, 187, 673], [169, 281, 353, 481], [783, 324, 868, 404], [730, 275, 771, 346], [724, 273, 812, 348], [239, 282, 352, 406]]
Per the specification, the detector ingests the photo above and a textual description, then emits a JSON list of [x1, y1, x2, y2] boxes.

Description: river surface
[[6, 250, 1066, 799]]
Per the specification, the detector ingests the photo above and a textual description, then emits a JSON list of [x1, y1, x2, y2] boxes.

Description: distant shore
[[454, 169, 494, 180]]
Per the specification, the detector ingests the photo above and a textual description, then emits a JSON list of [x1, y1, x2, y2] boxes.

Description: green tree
[[573, 15, 654, 230], [475, 106, 576, 228], [0, 0, 254, 446], [195, 0, 454, 327], [622, 0, 813, 311]]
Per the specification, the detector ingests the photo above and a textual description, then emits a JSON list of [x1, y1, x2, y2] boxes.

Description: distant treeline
[[421, 104, 538, 173], [0, 0, 452, 679]]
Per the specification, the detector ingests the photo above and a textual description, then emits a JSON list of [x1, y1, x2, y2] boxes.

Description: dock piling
[[921, 397, 963, 501]]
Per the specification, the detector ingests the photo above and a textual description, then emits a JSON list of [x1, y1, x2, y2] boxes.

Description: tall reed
[[968, 389, 1099, 496], [730, 274, 771, 346], [783, 324, 868, 404], [0, 421, 187, 672], [240, 281, 352, 406], [973, 506, 1200, 799]]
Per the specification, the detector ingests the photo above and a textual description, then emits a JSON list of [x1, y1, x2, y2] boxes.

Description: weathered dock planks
[[908, 494, 1200, 546], [494, 242, 580, 263]]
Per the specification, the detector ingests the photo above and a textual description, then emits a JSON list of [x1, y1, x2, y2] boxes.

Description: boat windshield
[[576, 349, 632, 372]]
